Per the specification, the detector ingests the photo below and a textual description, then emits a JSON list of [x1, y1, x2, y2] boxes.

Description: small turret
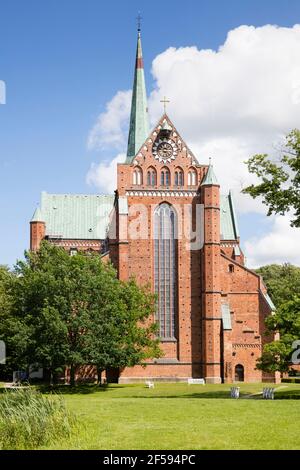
[[30, 207, 45, 251]]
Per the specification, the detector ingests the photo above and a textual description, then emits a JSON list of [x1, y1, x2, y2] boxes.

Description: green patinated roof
[[34, 190, 239, 242], [220, 192, 239, 240], [201, 164, 218, 186], [126, 30, 149, 163], [221, 303, 232, 330], [263, 292, 276, 311], [31, 207, 44, 222], [40, 192, 115, 240]]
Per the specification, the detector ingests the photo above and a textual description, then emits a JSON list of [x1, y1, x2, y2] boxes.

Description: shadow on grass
[[36, 383, 140, 395], [275, 389, 300, 400], [1, 383, 299, 400]]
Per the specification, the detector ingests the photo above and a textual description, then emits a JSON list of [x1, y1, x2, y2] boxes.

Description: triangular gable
[[127, 113, 200, 167]]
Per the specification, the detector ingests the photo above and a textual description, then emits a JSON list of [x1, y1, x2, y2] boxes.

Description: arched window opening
[[147, 167, 157, 186], [161, 168, 170, 186], [133, 167, 142, 185], [229, 264, 234, 273], [175, 168, 184, 186], [154, 203, 178, 339], [188, 168, 197, 186], [235, 364, 244, 382]]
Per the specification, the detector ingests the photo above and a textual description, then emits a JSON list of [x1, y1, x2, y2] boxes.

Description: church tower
[[114, 26, 207, 382]]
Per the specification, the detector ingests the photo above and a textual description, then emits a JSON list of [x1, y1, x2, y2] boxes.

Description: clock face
[[152, 138, 178, 163]]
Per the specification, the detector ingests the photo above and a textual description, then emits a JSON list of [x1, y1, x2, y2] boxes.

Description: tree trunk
[[70, 364, 76, 387], [97, 367, 103, 386], [44, 368, 51, 386]]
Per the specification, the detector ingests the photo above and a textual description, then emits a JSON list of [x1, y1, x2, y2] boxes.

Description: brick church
[[30, 28, 278, 384]]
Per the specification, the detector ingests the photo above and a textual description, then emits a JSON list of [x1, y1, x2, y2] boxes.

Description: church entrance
[[235, 364, 244, 382]]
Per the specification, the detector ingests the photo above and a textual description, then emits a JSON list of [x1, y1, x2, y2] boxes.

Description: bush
[[0, 387, 75, 449], [282, 378, 300, 383]]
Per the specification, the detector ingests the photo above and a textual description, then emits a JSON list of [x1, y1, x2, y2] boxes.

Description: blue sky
[[1, 0, 300, 267]]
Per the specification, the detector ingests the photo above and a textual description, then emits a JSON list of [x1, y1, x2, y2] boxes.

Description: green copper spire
[[201, 164, 219, 186], [126, 28, 149, 163]]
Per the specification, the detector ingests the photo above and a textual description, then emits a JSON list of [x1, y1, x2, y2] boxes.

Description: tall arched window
[[175, 168, 184, 186], [188, 168, 197, 186], [147, 167, 157, 186], [154, 203, 177, 339], [133, 167, 142, 185], [161, 167, 170, 186]]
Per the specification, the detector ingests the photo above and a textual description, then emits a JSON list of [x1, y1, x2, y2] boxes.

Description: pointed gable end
[[129, 113, 200, 168]]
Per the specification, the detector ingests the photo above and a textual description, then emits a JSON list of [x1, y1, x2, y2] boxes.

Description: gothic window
[[175, 168, 184, 186], [229, 264, 234, 273], [154, 203, 178, 339], [188, 168, 197, 186], [161, 167, 170, 186], [147, 167, 157, 186], [133, 167, 142, 185]]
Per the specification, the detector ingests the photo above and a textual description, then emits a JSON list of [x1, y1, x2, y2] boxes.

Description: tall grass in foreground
[[0, 387, 75, 449]]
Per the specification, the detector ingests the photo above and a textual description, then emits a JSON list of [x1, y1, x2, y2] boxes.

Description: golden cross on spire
[[160, 96, 170, 113]]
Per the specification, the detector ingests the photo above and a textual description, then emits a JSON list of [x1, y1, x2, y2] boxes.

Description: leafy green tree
[[0, 266, 31, 375], [243, 129, 300, 227], [6, 242, 161, 385], [257, 297, 300, 373], [86, 279, 161, 384], [256, 264, 300, 308]]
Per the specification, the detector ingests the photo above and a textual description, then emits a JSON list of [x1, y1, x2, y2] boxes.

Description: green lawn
[[38, 382, 300, 450]]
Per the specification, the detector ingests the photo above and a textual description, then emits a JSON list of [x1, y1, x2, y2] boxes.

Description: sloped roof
[[40, 192, 115, 240], [262, 292, 276, 311], [35, 190, 238, 242], [220, 192, 239, 240]]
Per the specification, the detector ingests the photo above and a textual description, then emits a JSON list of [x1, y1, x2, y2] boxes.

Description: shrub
[[282, 378, 300, 384], [0, 387, 75, 449]]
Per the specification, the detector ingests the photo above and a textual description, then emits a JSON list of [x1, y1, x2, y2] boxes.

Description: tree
[[257, 297, 300, 373], [86, 279, 161, 385], [256, 264, 300, 308], [5, 242, 161, 385], [0, 266, 31, 376], [243, 129, 300, 227], [254, 263, 300, 373]]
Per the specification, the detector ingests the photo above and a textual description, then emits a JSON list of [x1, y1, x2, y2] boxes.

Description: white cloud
[[245, 215, 300, 268], [87, 90, 131, 150], [148, 24, 300, 212], [86, 153, 125, 193]]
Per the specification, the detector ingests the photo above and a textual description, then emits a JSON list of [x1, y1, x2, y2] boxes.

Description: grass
[[33, 382, 300, 450], [0, 387, 75, 449]]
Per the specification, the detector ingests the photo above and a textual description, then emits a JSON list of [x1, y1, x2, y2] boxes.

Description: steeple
[[126, 27, 149, 163], [201, 164, 219, 186]]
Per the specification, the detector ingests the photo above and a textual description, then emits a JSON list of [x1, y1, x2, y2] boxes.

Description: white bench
[[230, 386, 240, 398], [263, 387, 275, 399], [145, 381, 154, 389], [187, 378, 205, 385]]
